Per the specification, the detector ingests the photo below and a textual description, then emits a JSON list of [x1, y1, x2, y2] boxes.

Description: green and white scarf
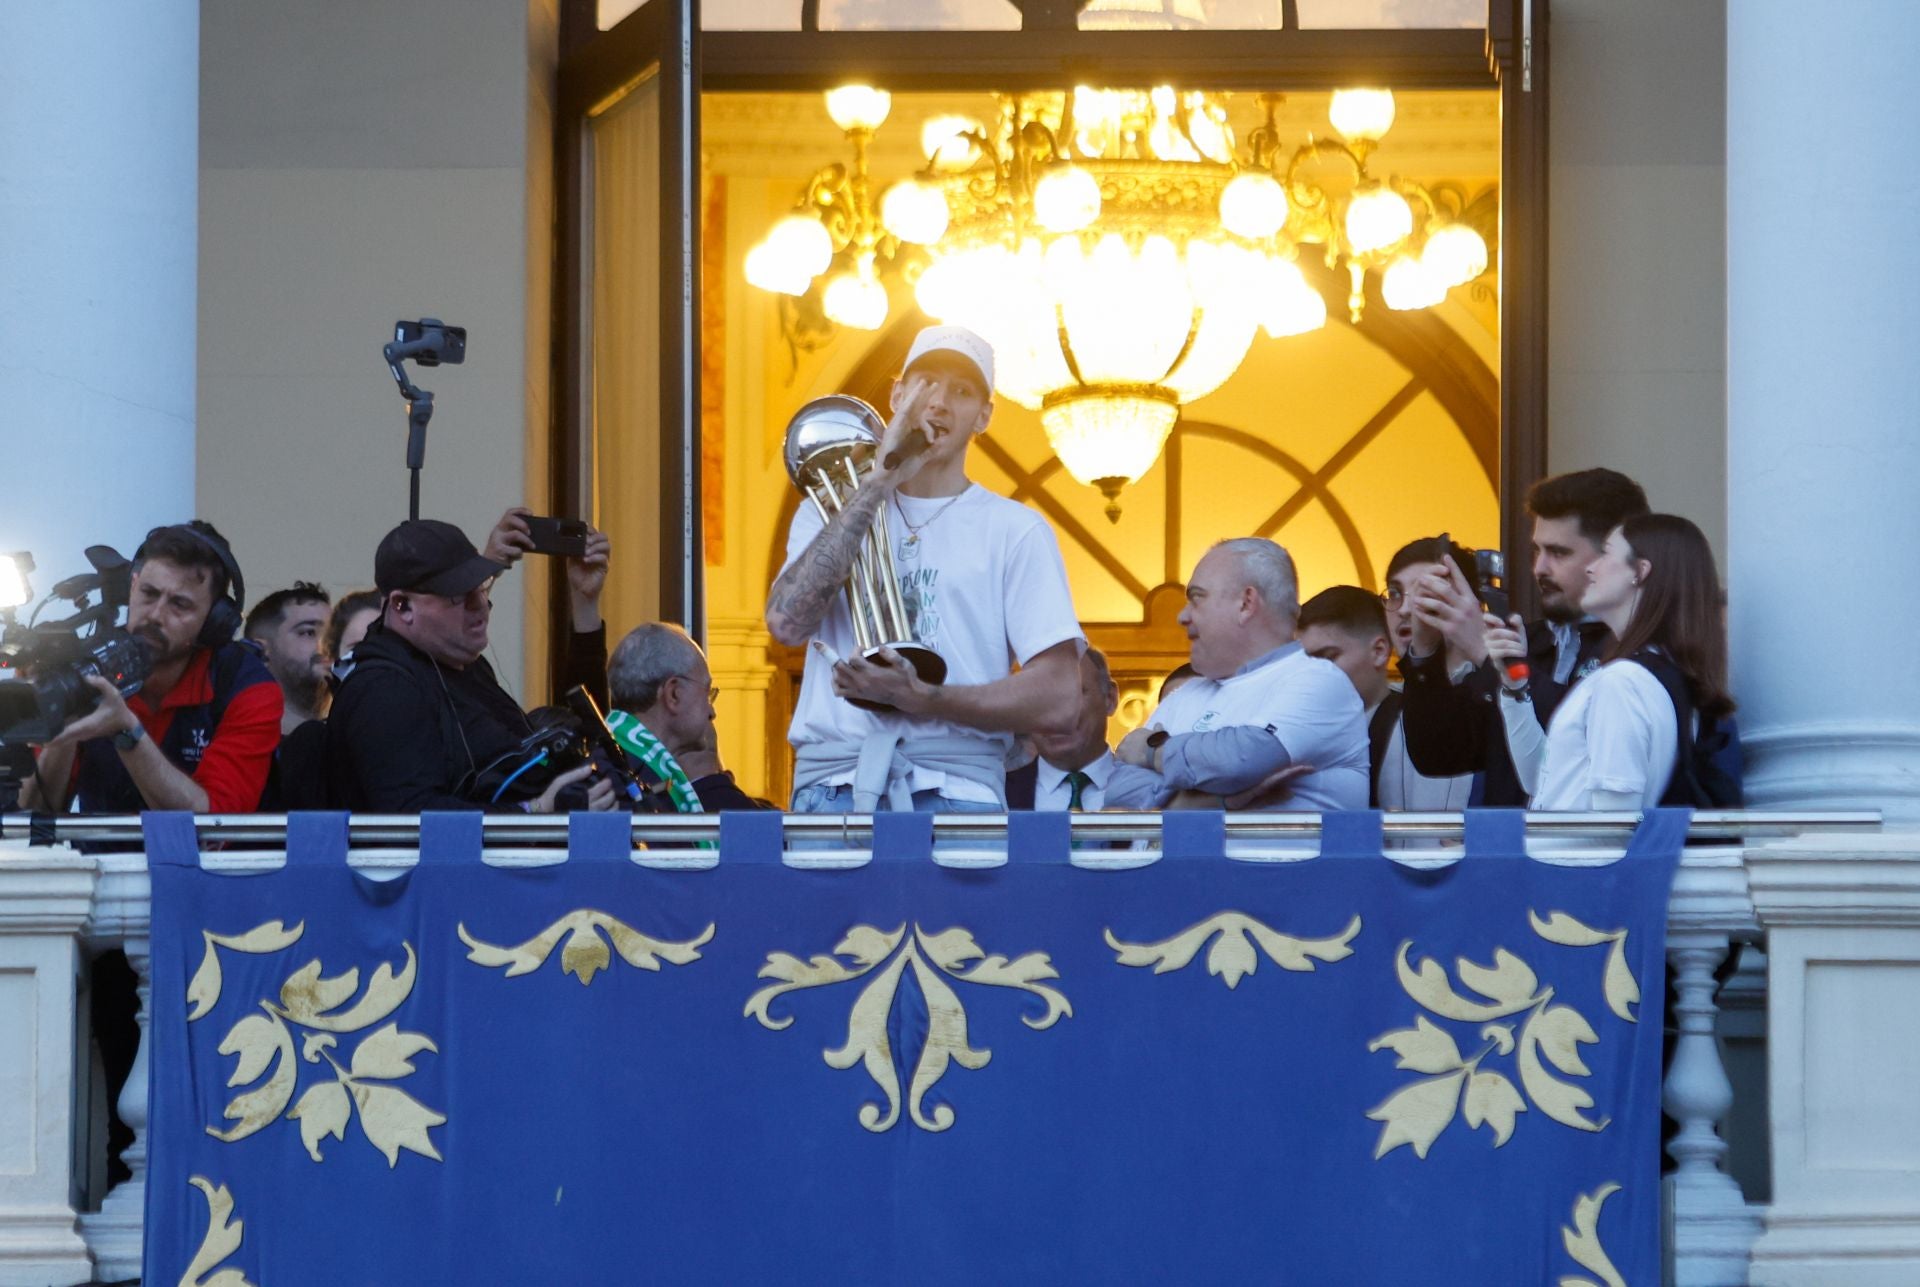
[[605, 710, 704, 814]]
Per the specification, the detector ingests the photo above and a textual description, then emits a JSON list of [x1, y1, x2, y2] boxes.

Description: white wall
[[198, 0, 556, 690], [1548, 0, 1727, 554]]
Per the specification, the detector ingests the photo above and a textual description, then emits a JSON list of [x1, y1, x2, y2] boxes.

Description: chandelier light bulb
[[824, 85, 891, 133], [1344, 184, 1413, 255], [1259, 257, 1328, 337], [921, 115, 984, 171], [880, 180, 950, 246], [1033, 165, 1102, 233], [766, 214, 834, 279], [744, 240, 811, 296], [1329, 88, 1396, 143], [1421, 222, 1489, 287], [1382, 254, 1445, 311], [1219, 171, 1289, 240], [822, 268, 890, 330]]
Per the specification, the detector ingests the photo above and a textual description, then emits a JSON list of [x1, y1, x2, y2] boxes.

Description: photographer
[[1398, 469, 1649, 806], [20, 522, 283, 813], [324, 512, 618, 814]]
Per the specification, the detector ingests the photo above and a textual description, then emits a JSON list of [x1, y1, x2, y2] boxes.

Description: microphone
[[882, 428, 930, 472]]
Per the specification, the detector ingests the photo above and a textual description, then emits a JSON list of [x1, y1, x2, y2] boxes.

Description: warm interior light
[[744, 242, 810, 296], [1329, 88, 1396, 142], [0, 553, 32, 611], [1382, 254, 1446, 310], [879, 179, 950, 245], [770, 214, 833, 278], [1421, 222, 1490, 286], [1344, 184, 1413, 254], [1032, 166, 1102, 233], [822, 265, 889, 330], [1042, 394, 1179, 492], [921, 115, 984, 171], [824, 85, 891, 133], [1219, 171, 1289, 241], [1259, 257, 1329, 338]]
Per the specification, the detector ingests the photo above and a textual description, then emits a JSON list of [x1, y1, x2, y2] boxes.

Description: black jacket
[[1400, 620, 1610, 807], [628, 758, 773, 813], [324, 621, 607, 812]]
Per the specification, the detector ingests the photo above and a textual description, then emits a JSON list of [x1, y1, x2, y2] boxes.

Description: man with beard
[[245, 582, 335, 809], [245, 583, 333, 731], [1397, 469, 1649, 805], [20, 522, 283, 813]]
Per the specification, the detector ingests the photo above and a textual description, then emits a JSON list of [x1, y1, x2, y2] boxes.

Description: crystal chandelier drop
[[746, 85, 1492, 520]]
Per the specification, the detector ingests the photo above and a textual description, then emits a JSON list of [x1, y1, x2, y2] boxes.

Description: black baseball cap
[[374, 520, 507, 596]]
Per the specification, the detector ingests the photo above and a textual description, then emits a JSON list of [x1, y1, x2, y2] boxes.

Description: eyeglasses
[[1380, 587, 1408, 608], [674, 674, 720, 704]]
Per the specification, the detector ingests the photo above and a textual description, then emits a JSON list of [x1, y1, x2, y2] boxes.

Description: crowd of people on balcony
[[10, 325, 1740, 821]]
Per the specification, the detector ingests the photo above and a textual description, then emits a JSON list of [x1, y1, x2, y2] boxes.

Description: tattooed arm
[[766, 480, 893, 646], [766, 379, 932, 647]]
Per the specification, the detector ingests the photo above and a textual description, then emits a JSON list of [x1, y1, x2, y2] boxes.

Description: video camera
[[0, 546, 152, 747], [458, 696, 643, 811]]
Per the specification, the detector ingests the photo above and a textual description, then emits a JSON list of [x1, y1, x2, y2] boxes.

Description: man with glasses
[[324, 515, 619, 813], [606, 622, 769, 812]]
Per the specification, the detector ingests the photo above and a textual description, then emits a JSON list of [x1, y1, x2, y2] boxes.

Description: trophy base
[[847, 642, 948, 713]]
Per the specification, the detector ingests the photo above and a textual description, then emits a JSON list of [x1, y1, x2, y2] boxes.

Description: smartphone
[[392, 319, 466, 366], [524, 516, 590, 558]]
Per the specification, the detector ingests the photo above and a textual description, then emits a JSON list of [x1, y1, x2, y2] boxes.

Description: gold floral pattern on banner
[[1104, 912, 1362, 990], [1559, 1183, 1627, 1287], [458, 909, 715, 986], [1366, 910, 1642, 1160], [746, 924, 1071, 1133], [190, 920, 444, 1167], [179, 1176, 256, 1287]]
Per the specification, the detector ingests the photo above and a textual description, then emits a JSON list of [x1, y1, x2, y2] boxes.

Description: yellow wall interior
[[692, 87, 1500, 799]]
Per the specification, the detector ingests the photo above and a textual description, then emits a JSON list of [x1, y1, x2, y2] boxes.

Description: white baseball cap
[[902, 324, 995, 393]]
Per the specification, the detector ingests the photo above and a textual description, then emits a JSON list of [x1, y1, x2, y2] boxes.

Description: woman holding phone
[[1486, 513, 1734, 809]]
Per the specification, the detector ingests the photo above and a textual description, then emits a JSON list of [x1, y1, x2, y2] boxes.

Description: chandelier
[[746, 85, 1492, 520]]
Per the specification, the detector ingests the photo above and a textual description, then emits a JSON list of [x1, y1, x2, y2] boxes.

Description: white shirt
[[783, 484, 1085, 801], [1033, 749, 1115, 812], [1376, 705, 1476, 811], [1531, 659, 1679, 811], [1151, 645, 1370, 811]]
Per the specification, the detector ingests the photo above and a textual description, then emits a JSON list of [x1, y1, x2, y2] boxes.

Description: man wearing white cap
[[767, 325, 1084, 813]]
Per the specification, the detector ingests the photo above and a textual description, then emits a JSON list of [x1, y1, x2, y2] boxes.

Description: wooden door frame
[[549, 0, 1549, 693]]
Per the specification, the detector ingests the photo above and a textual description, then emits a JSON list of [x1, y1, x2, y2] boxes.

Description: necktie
[[1066, 770, 1091, 811]]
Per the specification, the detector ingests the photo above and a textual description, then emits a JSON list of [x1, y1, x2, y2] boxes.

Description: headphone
[[146, 524, 247, 647]]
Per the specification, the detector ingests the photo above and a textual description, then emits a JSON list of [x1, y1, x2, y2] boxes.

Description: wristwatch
[[112, 722, 148, 752]]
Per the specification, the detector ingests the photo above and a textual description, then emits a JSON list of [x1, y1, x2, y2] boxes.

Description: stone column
[[1726, 0, 1920, 821], [1747, 834, 1920, 1285], [0, 844, 98, 1287], [0, 1, 198, 584], [78, 856, 153, 1282]]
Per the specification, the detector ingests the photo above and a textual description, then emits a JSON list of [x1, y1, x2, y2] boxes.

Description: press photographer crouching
[[323, 515, 619, 813], [19, 523, 284, 813]]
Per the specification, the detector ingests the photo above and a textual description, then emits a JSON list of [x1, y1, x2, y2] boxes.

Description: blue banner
[[145, 809, 1684, 1284]]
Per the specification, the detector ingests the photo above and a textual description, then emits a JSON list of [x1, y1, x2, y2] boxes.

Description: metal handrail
[[0, 809, 1884, 847]]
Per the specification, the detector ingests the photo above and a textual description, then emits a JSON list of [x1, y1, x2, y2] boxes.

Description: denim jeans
[[788, 782, 1002, 814]]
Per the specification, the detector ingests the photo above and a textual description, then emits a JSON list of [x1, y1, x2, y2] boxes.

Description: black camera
[[1474, 548, 1511, 621], [460, 702, 641, 811], [0, 546, 152, 747]]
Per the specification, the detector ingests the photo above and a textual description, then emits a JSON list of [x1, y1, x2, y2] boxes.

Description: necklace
[[894, 489, 967, 546]]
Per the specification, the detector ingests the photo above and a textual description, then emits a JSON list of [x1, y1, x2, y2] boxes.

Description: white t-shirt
[[1531, 659, 1679, 811], [1151, 646, 1370, 811], [783, 484, 1084, 801]]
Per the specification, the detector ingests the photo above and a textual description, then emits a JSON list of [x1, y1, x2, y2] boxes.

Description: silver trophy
[[783, 394, 948, 709]]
